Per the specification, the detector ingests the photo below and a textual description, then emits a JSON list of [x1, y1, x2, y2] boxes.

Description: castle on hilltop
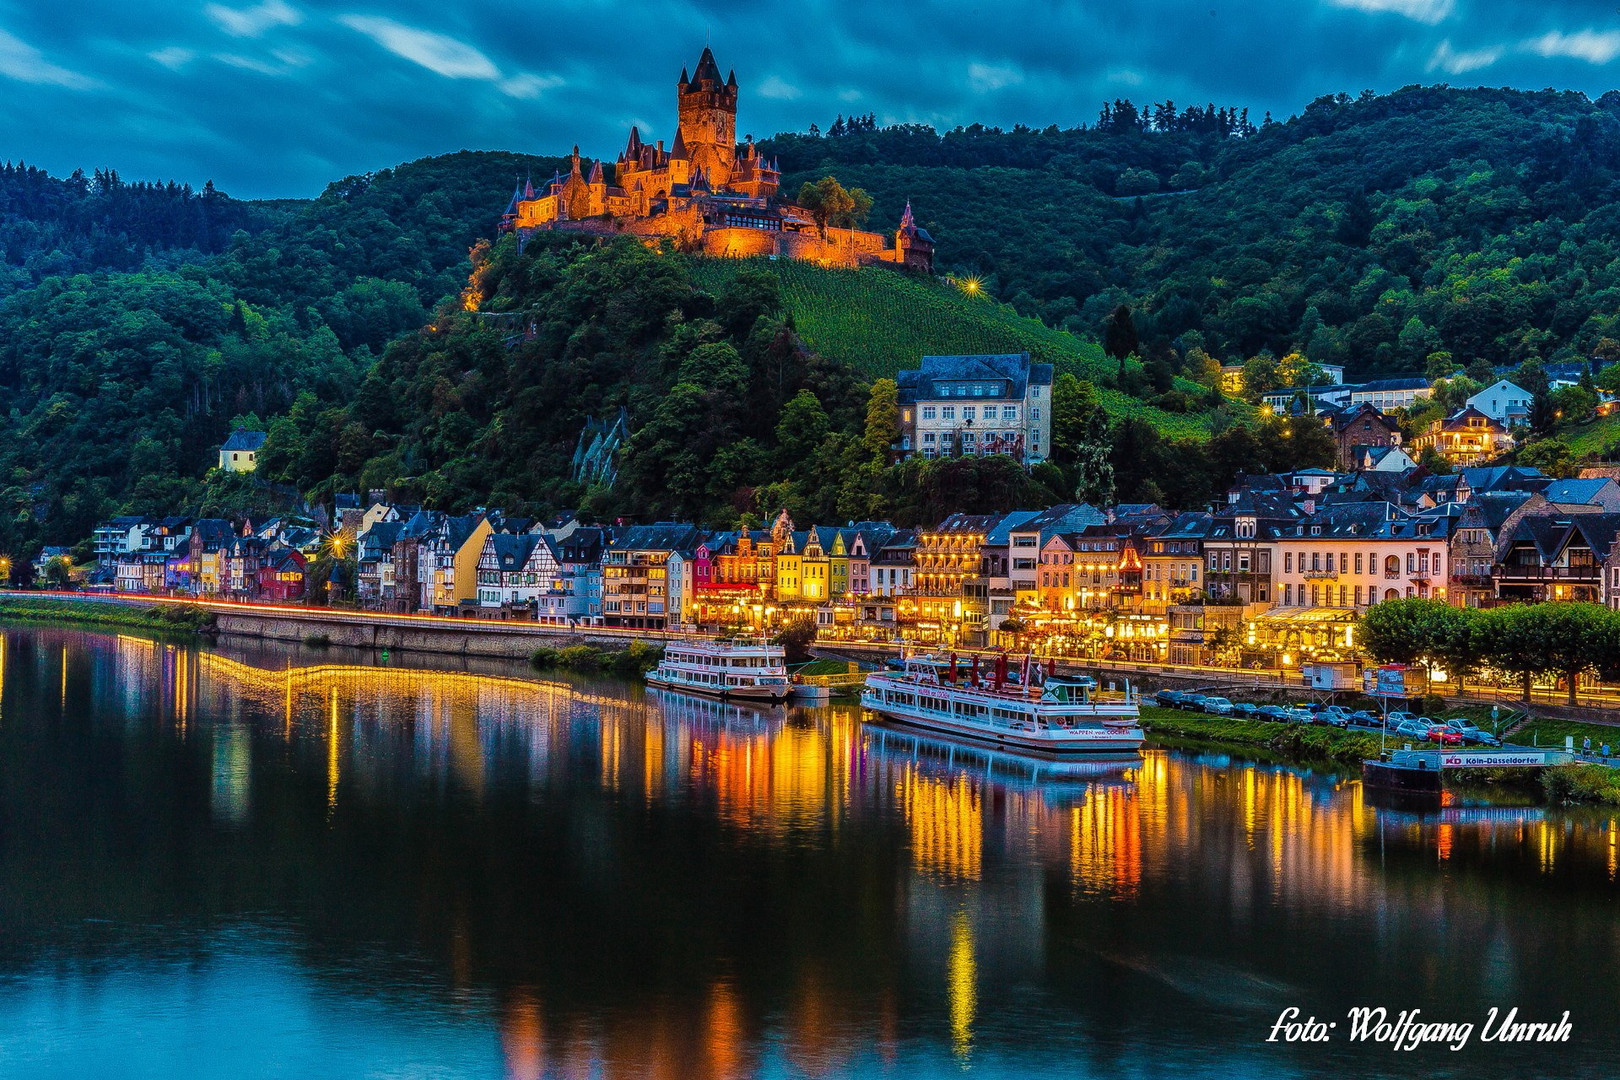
[[501, 47, 932, 271]]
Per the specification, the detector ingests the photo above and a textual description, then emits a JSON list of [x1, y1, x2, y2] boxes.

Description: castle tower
[[676, 47, 738, 185]]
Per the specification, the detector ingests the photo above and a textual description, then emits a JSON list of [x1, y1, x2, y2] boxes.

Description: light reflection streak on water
[[948, 909, 976, 1064]]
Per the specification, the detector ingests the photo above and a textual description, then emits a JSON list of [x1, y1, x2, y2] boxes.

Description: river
[[0, 625, 1613, 1079]]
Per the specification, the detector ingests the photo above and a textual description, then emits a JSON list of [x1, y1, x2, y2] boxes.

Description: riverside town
[[8, 20, 1620, 1080]]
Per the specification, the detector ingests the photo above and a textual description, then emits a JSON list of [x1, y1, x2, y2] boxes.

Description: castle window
[[1003, 406, 1017, 420], [941, 407, 955, 420], [962, 407, 975, 422], [1031, 407, 1040, 421], [922, 406, 936, 420]]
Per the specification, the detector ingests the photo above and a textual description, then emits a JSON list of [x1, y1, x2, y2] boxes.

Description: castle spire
[[692, 46, 721, 85], [570, 145, 582, 176], [670, 128, 688, 160], [900, 200, 915, 229], [523, 174, 535, 199]]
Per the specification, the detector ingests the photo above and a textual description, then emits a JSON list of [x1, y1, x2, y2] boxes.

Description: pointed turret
[[900, 200, 915, 229], [726, 68, 737, 87], [670, 128, 689, 160], [692, 46, 721, 85], [523, 175, 535, 199], [678, 66, 689, 86], [587, 159, 604, 185], [623, 125, 642, 160]]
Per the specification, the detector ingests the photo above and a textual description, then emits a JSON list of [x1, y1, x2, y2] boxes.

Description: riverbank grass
[[530, 641, 664, 676], [1139, 706, 1383, 765], [0, 596, 211, 633]]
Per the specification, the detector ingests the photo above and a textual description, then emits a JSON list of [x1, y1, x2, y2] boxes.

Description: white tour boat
[[861, 654, 1144, 757], [646, 637, 792, 702]]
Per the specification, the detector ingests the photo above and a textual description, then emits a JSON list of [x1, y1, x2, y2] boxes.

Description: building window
[[1284, 583, 1293, 605], [1356, 553, 1364, 574], [942, 406, 955, 420], [1285, 552, 1293, 572], [922, 406, 936, 420], [1030, 407, 1041, 421], [963, 406, 975, 421], [1003, 406, 1017, 420], [923, 433, 936, 444]]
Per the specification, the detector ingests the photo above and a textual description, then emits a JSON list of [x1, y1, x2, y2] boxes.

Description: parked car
[[1155, 690, 1185, 708], [1318, 705, 1352, 727], [1386, 711, 1417, 727], [1346, 710, 1380, 728], [1229, 702, 1258, 718], [1394, 719, 1430, 739], [1425, 724, 1465, 746], [1181, 694, 1210, 711], [1285, 705, 1316, 723], [1201, 696, 1235, 716], [1254, 705, 1289, 721], [1443, 719, 1501, 746]]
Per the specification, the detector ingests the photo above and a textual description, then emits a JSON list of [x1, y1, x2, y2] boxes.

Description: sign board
[[1363, 663, 1427, 698], [1441, 752, 1558, 768]]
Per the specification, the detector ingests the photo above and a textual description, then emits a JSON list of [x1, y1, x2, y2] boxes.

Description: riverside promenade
[[6, 590, 1620, 722]]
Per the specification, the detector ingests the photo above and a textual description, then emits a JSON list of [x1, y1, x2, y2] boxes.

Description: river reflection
[[0, 626, 1617, 1079]]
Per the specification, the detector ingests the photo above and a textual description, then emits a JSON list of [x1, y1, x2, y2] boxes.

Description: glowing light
[[948, 910, 977, 1064]]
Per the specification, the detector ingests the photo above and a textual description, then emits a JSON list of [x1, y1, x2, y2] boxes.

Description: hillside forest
[[3, 85, 1620, 556]]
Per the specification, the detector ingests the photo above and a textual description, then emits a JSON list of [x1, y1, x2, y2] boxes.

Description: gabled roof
[[221, 429, 268, 452], [1328, 402, 1396, 432], [488, 532, 540, 571], [1460, 465, 1548, 494], [984, 510, 1043, 545]]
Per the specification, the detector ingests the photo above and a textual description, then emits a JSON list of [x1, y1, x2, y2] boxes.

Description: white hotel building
[[895, 353, 1054, 465]]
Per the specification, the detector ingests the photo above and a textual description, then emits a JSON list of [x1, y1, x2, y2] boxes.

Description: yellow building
[[429, 515, 493, 612]]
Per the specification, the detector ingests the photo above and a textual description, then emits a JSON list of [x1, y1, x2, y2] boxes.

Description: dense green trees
[[1361, 598, 1620, 705], [764, 86, 1620, 380]]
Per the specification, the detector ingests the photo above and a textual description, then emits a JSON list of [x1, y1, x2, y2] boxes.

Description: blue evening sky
[[1, 0, 1618, 199]]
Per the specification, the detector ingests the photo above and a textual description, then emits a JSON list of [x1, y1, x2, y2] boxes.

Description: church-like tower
[[676, 47, 739, 185]]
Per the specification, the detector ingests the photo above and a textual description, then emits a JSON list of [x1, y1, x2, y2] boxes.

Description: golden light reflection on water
[[900, 770, 982, 882], [947, 909, 976, 1064]]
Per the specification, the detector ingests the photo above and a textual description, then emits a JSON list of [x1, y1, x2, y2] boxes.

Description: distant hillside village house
[[896, 353, 1053, 464], [219, 429, 267, 473], [500, 47, 933, 271], [1466, 379, 1533, 426]]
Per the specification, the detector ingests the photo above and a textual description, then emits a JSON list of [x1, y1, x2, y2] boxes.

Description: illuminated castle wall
[[501, 47, 933, 272]]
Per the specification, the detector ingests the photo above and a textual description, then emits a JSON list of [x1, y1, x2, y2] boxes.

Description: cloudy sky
[[2, 0, 1618, 199]]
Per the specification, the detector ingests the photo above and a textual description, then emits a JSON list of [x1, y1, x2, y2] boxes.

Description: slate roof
[[1459, 466, 1548, 494], [609, 524, 704, 553], [221, 429, 268, 452], [1543, 478, 1619, 506], [488, 533, 540, 572], [896, 353, 1053, 404]]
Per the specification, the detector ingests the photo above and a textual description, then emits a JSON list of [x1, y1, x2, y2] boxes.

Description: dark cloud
[[0, 0, 1617, 198]]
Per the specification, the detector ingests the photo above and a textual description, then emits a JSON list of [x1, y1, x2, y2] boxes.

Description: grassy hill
[[683, 257, 1224, 440]]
